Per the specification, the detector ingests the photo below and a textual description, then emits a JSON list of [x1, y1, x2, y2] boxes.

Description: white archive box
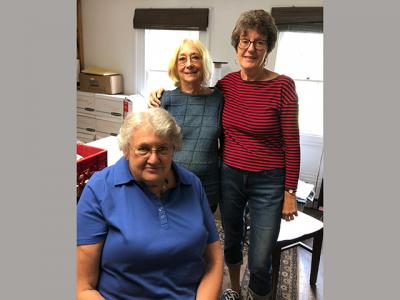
[[94, 93, 132, 122], [77, 114, 96, 133], [77, 131, 96, 143], [77, 91, 96, 117], [77, 114, 96, 144], [96, 118, 122, 137], [76, 90, 137, 142]]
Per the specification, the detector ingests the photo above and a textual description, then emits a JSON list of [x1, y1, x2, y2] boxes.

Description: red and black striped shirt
[[217, 71, 300, 190]]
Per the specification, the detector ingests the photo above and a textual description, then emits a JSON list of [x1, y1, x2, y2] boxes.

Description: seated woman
[[77, 108, 223, 300], [160, 38, 224, 213]]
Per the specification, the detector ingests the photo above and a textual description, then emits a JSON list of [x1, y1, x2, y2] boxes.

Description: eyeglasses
[[130, 145, 172, 157], [177, 54, 202, 65], [238, 39, 268, 51]]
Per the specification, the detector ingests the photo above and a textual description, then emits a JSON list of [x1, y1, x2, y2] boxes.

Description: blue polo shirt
[[77, 157, 219, 300]]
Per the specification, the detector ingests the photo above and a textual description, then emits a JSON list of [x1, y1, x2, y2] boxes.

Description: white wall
[[81, 0, 323, 94]]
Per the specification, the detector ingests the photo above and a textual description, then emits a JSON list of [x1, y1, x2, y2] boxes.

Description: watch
[[286, 189, 296, 195]]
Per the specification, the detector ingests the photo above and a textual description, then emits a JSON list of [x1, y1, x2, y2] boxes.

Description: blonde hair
[[167, 39, 213, 88], [118, 108, 182, 156]]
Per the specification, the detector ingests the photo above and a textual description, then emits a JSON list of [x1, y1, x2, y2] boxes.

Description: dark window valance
[[133, 8, 209, 31], [271, 7, 323, 33]]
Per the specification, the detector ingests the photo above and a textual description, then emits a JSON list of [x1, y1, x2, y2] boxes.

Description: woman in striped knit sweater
[[149, 9, 300, 300], [217, 10, 300, 300]]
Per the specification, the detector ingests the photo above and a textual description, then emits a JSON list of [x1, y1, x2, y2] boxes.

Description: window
[[135, 29, 208, 98], [274, 30, 324, 196], [132, 8, 209, 98], [274, 31, 323, 137]]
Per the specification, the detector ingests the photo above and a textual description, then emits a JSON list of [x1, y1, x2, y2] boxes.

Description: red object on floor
[[76, 143, 107, 201]]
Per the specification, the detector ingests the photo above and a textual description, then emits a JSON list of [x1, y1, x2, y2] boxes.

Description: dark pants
[[219, 162, 284, 296]]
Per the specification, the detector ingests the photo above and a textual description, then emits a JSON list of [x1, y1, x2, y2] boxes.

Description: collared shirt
[[77, 157, 219, 300]]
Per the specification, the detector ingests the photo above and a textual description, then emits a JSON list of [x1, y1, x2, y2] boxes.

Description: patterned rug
[[216, 220, 298, 300], [240, 248, 298, 300]]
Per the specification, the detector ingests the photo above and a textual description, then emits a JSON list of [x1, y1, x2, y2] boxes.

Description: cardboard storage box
[[79, 72, 123, 94]]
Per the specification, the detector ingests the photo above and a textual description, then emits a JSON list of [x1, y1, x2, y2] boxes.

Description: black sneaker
[[221, 288, 241, 300]]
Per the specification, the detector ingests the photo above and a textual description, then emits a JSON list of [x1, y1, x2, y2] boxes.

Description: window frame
[[272, 21, 324, 198], [134, 29, 209, 97], [275, 30, 323, 137]]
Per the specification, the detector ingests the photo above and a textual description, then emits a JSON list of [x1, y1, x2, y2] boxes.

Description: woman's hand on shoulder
[[147, 88, 165, 108], [282, 191, 298, 221]]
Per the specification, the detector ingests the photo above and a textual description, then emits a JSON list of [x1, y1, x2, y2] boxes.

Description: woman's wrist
[[285, 188, 296, 195]]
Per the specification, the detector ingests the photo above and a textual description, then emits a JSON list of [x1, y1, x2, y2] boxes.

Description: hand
[[281, 191, 298, 221], [148, 88, 165, 108]]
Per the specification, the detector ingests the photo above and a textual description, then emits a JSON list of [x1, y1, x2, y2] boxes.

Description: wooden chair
[[271, 211, 323, 300]]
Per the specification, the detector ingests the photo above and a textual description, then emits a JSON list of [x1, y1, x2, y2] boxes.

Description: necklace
[[161, 178, 169, 192]]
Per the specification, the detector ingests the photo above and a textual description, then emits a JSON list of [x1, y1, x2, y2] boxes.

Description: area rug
[[240, 248, 298, 300], [216, 220, 298, 300]]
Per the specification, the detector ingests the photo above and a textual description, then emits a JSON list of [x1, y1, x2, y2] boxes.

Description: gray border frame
[[2, 0, 400, 299], [325, 0, 400, 299], [1, 1, 75, 299]]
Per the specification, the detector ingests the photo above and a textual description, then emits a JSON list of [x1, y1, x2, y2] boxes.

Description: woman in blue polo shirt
[[77, 108, 223, 300]]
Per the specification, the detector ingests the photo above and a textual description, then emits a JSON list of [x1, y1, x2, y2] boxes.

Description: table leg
[[310, 228, 323, 285]]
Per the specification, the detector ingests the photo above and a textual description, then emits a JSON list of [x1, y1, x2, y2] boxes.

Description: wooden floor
[[217, 206, 324, 300], [298, 243, 324, 300]]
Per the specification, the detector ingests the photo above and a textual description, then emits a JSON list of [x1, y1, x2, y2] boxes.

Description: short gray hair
[[231, 9, 278, 54], [118, 108, 182, 156]]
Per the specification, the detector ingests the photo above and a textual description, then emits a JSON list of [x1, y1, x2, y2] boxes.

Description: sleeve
[[77, 182, 108, 245], [216, 89, 224, 157], [280, 77, 301, 190], [197, 178, 219, 244], [160, 91, 171, 109]]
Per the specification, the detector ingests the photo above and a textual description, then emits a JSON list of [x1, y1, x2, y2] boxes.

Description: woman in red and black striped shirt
[[148, 10, 300, 300], [217, 10, 300, 300]]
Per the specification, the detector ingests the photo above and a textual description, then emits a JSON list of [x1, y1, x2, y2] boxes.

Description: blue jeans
[[219, 162, 284, 296]]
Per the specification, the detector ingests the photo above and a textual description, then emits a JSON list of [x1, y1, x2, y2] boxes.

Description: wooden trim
[[77, 0, 84, 70], [133, 8, 209, 31]]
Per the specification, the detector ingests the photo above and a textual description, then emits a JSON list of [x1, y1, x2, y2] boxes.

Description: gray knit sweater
[[161, 87, 224, 211]]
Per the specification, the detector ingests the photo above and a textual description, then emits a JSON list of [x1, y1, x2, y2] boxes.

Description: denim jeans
[[220, 162, 284, 296]]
